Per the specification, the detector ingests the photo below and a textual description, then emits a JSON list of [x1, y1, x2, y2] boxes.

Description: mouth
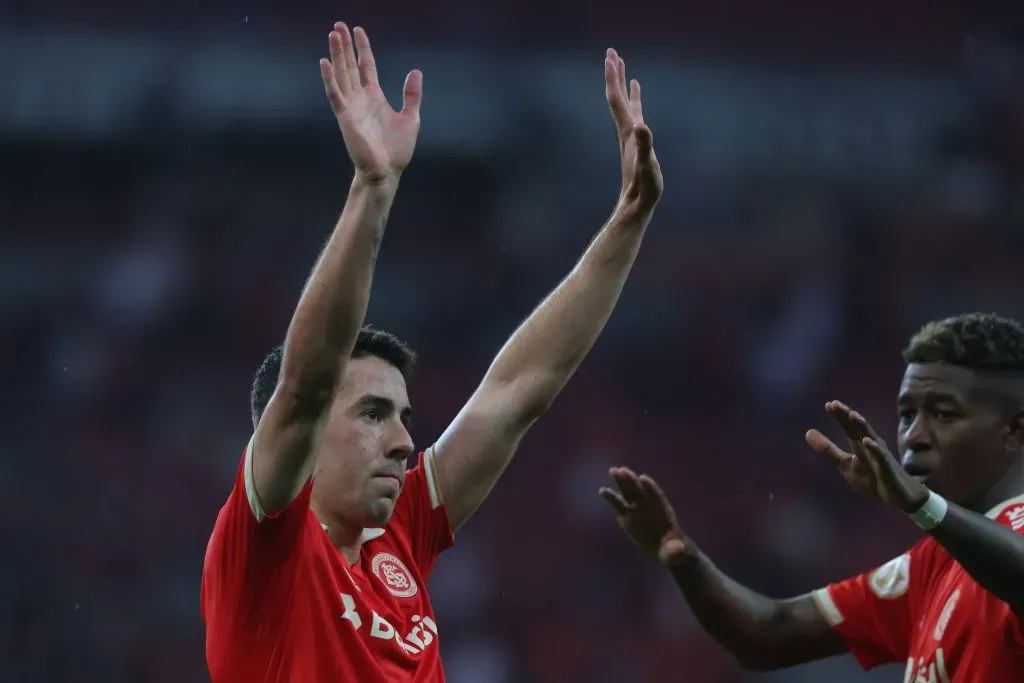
[[901, 462, 931, 481], [373, 474, 402, 486]]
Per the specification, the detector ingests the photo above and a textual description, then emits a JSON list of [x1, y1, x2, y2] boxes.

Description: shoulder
[[988, 494, 1024, 534]]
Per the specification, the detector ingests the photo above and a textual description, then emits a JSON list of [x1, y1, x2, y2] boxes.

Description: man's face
[[312, 355, 414, 528], [897, 362, 1015, 507]]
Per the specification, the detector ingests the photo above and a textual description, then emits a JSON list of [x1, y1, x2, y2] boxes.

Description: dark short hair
[[250, 326, 416, 425], [903, 313, 1024, 372]]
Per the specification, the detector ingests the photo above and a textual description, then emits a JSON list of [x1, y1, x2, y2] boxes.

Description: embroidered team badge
[[868, 554, 910, 599], [371, 553, 418, 598]]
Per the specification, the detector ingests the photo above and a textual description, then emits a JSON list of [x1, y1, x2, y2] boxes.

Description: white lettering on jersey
[[1005, 504, 1024, 532], [340, 593, 362, 630], [869, 554, 911, 600], [932, 589, 960, 642], [903, 648, 952, 683], [370, 612, 396, 640], [338, 593, 439, 656]]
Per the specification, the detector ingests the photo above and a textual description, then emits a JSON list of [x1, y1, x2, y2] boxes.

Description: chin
[[365, 498, 397, 527]]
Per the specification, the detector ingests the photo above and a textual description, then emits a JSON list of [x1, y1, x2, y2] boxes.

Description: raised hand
[[806, 401, 930, 512], [320, 24, 423, 183], [600, 467, 689, 566], [605, 49, 663, 216]]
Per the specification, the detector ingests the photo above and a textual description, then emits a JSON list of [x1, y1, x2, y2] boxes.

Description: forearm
[[926, 501, 1024, 611], [483, 208, 652, 415], [280, 176, 397, 394], [666, 547, 843, 670]]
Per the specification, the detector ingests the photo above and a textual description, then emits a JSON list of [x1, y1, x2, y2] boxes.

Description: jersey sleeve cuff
[[244, 434, 268, 523], [423, 446, 444, 511], [812, 587, 845, 626]]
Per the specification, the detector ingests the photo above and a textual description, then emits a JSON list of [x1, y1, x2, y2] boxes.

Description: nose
[[901, 414, 932, 454], [387, 422, 415, 461]]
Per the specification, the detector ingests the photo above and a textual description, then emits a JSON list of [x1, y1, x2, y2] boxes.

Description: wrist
[[659, 536, 699, 571], [907, 490, 948, 530], [352, 171, 400, 195], [609, 201, 654, 229]]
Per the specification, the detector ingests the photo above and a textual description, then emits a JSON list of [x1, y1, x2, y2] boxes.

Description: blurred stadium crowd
[[2, 1, 1023, 681]]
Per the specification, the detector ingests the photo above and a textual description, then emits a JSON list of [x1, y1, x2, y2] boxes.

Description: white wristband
[[908, 491, 948, 530]]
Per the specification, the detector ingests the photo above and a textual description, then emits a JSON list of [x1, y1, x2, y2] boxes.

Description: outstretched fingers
[[806, 428, 854, 467], [352, 26, 378, 87], [637, 474, 672, 519], [335, 22, 360, 91], [605, 49, 631, 131], [611, 466, 645, 504], [629, 79, 644, 121], [599, 487, 630, 515], [320, 58, 343, 113]]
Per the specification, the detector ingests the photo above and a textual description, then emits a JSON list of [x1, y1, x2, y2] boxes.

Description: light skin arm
[[600, 468, 845, 670], [808, 401, 1024, 614], [250, 24, 423, 517], [432, 49, 665, 531]]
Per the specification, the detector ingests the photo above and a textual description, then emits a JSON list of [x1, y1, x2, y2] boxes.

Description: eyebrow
[[897, 390, 962, 405], [357, 394, 413, 422]]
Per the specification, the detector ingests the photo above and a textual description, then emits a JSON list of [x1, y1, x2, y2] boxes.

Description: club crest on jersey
[[371, 553, 418, 598], [869, 554, 910, 599]]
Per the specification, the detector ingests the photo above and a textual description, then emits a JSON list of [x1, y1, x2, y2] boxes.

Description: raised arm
[[431, 49, 664, 531], [808, 400, 1024, 614], [600, 468, 845, 670], [250, 24, 423, 518]]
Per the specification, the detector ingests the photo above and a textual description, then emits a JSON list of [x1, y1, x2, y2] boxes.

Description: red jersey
[[201, 437, 454, 683], [812, 494, 1024, 683]]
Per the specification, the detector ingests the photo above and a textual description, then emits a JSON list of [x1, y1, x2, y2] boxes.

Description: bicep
[[433, 383, 533, 530], [249, 378, 331, 519], [771, 593, 849, 664]]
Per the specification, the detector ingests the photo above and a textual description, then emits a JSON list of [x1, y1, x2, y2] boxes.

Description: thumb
[[401, 69, 423, 118], [632, 123, 653, 160]]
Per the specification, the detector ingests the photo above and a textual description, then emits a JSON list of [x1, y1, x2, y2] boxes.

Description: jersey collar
[[319, 521, 386, 542], [986, 493, 1024, 519]]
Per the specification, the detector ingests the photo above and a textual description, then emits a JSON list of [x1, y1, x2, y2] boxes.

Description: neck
[[968, 456, 1024, 515], [314, 505, 364, 565]]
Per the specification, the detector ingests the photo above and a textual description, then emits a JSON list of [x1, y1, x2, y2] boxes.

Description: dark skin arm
[[601, 468, 846, 671], [928, 504, 1024, 613], [807, 401, 1024, 615]]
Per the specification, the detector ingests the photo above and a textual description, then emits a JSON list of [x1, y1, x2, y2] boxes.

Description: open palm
[[807, 428, 880, 498], [806, 401, 929, 510], [600, 467, 688, 565], [320, 24, 422, 182], [605, 49, 663, 214]]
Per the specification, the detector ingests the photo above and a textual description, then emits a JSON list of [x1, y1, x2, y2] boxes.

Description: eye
[[363, 409, 381, 422], [898, 409, 915, 423], [933, 409, 959, 422]]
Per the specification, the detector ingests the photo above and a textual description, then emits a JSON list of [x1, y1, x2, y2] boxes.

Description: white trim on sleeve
[[423, 446, 443, 510], [811, 587, 845, 626], [243, 434, 267, 523]]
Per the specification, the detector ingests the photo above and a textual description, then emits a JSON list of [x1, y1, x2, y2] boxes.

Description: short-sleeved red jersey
[[812, 494, 1024, 682], [201, 437, 454, 683]]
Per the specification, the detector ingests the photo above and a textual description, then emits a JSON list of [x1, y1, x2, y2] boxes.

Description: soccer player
[[601, 312, 1024, 681], [201, 22, 663, 683]]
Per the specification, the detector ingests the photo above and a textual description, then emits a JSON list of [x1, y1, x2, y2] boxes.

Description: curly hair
[[902, 313, 1024, 372]]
